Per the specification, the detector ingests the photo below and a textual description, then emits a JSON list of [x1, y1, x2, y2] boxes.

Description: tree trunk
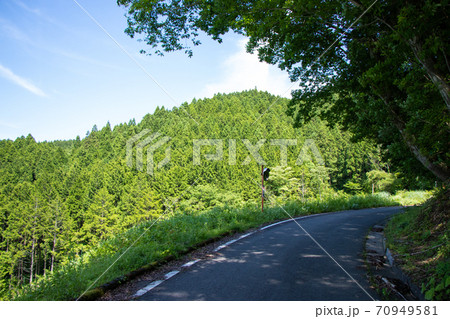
[[379, 95, 450, 182], [29, 238, 35, 284], [397, 126, 449, 182], [43, 248, 47, 277], [408, 37, 450, 112], [51, 203, 60, 273], [36, 246, 40, 278], [18, 259, 23, 284], [51, 230, 57, 273], [30, 198, 39, 284]]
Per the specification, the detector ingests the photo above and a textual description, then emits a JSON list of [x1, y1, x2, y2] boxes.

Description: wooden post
[[261, 164, 264, 213], [302, 172, 305, 203]]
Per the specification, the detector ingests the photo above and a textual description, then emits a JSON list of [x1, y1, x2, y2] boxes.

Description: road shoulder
[[365, 224, 425, 300]]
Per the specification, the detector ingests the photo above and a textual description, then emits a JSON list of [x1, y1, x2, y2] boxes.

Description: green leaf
[[425, 288, 434, 300]]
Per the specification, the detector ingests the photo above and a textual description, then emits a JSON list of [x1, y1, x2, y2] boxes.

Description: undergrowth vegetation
[[391, 190, 433, 206], [13, 191, 428, 301], [385, 189, 449, 300]]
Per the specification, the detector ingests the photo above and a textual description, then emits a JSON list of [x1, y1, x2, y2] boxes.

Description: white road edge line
[[182, 259, 201, 268], [260, 220, 290, 230], [132, 271, 180, 298], [132, 209, 370, 298], [238, 231, 256, 240], [165, 270, 180, 280], [133, 280, 164, 298]]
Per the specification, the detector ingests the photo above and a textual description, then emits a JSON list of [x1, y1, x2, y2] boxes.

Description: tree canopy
[[117, 0, 450, 182]]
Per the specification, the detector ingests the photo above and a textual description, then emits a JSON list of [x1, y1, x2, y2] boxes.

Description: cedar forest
[[0, 90, 435, 299], [1, 0, 449, 301]]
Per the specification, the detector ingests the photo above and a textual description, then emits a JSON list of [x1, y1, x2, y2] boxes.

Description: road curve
[[138, 206, 403, 301]]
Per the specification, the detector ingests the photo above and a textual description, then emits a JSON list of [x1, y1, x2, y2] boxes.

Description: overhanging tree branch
[[378, 94, 449, 182]]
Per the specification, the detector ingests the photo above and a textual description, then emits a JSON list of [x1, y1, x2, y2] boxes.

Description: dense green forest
[[0, 90, 433, 299]]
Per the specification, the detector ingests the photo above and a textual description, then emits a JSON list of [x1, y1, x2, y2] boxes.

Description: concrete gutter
[[365, 224, 425, 301]]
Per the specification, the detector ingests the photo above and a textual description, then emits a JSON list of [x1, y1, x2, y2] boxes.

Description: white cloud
[[0, 63, 47, 97], [0, 17, 32, 44], [198, 39, 293, 99], [15, 1, 60, 27], [15, 1, 42, 17], [0, 120, 20, 129]]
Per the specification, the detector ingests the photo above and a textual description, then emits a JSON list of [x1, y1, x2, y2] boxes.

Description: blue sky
[[0, 0, 293, 142]]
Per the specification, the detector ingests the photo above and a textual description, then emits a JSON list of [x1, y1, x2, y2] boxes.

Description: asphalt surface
[[139, 206, 403, 301]]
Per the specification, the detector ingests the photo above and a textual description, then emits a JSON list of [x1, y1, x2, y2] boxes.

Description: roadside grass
[[384, 189, 449, 300], [13, 191, 423, 301], [391, 190, 433, 206]]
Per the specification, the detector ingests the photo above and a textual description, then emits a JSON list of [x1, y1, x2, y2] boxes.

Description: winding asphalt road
[[138, 206, 403, 301]]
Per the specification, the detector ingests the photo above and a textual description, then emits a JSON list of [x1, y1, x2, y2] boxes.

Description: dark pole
[[261, 164, 264, 213]]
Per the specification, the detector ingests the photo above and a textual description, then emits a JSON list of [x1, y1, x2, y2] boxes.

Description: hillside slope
[[0, 90, 390, 299], [385, 189, 449, 300]]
